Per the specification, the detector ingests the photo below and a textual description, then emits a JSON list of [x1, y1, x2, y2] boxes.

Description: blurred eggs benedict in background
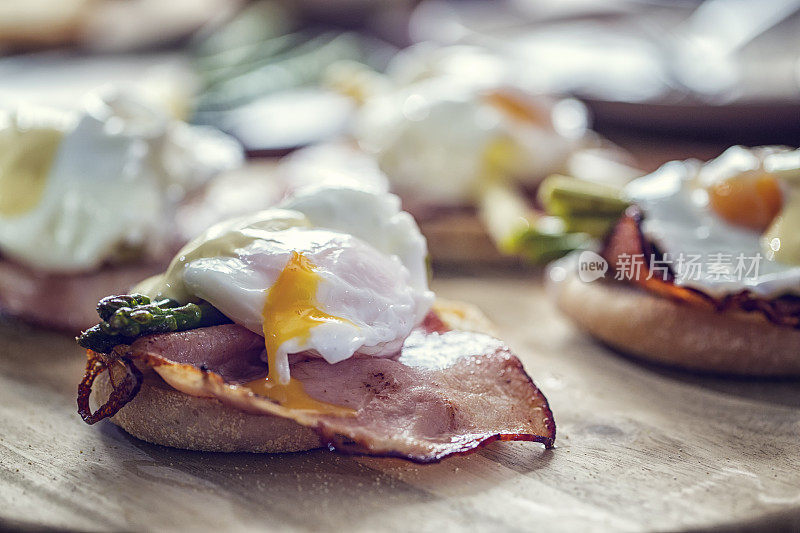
[[318, 43, 642, 265], [548, 145, 800, 375], [0, 88, 243, 331]]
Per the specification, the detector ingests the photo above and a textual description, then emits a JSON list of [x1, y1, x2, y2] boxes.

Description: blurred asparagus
[[560, 215, 621, 238], [538, 174, 628, 217], [538, 174, 630, 239], [191, 0, 390, 116], [479, 174, 630, 263], [78, 295, 229, 353], [478, 178, 592, 263]]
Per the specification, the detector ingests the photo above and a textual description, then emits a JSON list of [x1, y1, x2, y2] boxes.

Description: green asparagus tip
[[78, 294, 229, 353]]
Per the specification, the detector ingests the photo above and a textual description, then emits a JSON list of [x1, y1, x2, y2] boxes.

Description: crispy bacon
[[81, 314, 555, 463], [78, 350, 142, 424], [602, 209, 800, 329]]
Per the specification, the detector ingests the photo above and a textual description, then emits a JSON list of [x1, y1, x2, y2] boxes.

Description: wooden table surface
[[1, 274, 799, 532]]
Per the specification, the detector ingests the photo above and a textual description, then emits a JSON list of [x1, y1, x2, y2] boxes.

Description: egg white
[[0, 89, 242, 273], [625, 149, 800, 298], [184, 226, 430, 371], [279, 143, 390, 195], [353, 78, 583, 207], [280, 184, 430, 297]]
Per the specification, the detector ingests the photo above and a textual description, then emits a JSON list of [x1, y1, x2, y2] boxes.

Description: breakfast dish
[[549, 146, 800, 375], [76, 185, 555, 461], [0, 89, 243, 331]]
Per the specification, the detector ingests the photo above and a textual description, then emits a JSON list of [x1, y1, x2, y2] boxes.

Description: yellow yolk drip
[[244, 252, 355, 416]]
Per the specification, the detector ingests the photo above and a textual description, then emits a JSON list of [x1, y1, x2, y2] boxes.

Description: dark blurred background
[[2, 0, 799, 171]]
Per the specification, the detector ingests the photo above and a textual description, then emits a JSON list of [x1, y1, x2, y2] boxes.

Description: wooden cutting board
[[1, 274, 798, 532]]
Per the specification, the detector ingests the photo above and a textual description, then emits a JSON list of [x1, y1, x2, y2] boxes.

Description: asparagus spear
[[537, 174, 629, 218], [478, 178, 592, 263], [536, 174, 632, 238], [561, 215, 619, 239], [78, 294, 229, 353]]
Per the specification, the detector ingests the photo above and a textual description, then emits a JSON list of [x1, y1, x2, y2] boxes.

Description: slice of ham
[[0, 258, 164, 332], [602, 209, 800, 329], [81, 316, 555, 463]]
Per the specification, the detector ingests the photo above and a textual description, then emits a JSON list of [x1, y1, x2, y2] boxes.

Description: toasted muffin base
[[92, 299, 494, 452], [549, 268, 800, 376], [94, 371, 322, 453]]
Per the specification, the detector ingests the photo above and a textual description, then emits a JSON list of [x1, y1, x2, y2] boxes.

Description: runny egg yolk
[[708, 171, 783, 232], [244, 251, 355, 416]]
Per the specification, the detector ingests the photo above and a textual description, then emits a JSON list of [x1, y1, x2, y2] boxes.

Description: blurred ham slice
[[96, 319, 555, 462], [0, 258, 162, 332], [603, 211, 800, 329]]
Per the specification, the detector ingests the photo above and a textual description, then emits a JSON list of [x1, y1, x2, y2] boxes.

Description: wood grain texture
[[1, 275, 799, 532]]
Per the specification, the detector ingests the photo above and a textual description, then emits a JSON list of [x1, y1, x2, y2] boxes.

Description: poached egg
[[353, 78, 587, 208], [0, 88, 242, 273], [347, 43, 590, 209], [137, 186, 434, 401], [626, 146, 800, 298]]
